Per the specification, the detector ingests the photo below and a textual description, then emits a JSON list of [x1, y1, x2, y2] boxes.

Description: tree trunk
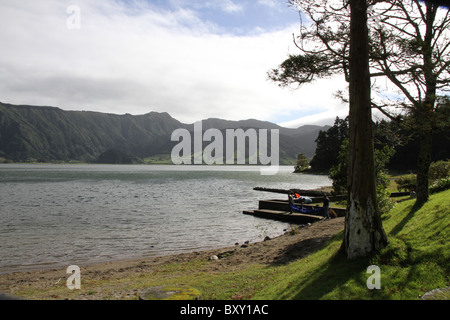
[[415, 2, 437, 205], [342, 0, 388, 259], [415, 130, 432, 204], [415, 99, 434, 205]]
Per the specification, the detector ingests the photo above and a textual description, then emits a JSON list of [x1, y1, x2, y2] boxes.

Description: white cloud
[[0, 0, 346, 126], [257, 0, 278, 9], [167, 0, 244, 15], [216, 0, 244, 14]]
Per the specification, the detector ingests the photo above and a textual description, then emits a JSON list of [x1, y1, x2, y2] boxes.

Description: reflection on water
[[0, 164, 331, 273]]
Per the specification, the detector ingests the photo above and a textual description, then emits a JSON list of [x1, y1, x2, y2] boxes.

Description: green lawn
[[143, 154, 173, 164], [153, 189, 449, 300], [253, 189, 449, 299]]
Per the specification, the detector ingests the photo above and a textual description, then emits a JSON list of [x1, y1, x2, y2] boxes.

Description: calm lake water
[[0, 164, 331, 273]]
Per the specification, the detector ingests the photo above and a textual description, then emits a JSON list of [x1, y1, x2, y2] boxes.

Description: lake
[[0, 164, 331, 273]]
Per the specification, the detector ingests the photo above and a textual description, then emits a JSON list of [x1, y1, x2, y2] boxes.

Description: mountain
[[0, 102, 327, 165], [197, 118, 329, 163]]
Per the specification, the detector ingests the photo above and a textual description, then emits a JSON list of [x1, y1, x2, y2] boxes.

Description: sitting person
[[323, 196, 330, 218], [288, 193, 294, 214]]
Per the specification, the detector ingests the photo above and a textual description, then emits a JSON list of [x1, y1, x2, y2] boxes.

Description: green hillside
[[0, 102, 326, 165], [254, 189, 449, 300], [0, 102, 182, 163]]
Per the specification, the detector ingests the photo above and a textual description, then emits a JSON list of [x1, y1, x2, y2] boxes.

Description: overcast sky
[[0, 0, 349, 127]]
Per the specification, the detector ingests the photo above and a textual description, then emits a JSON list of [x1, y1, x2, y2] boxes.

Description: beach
[[0, 217, 345, 300]]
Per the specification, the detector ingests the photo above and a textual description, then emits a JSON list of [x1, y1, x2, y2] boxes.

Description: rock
[[209, 255, 219, 260], [0, 293, 21, 300], [139, 285, 201, 300], [264, 236, 271, 241], [217, 250, 234, 259], [421, 287, 450, 300]]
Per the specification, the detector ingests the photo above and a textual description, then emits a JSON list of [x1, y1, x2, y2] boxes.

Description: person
[[294, 193, 305, 203], [288, 193, 294, 214], [323, 196, 330, 219]]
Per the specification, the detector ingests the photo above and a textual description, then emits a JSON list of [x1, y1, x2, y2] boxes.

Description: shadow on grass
[[270, 236, 335, 266], [263, 230, 373, 299], [281, 250, 370, 300], [389, 201, 424, 236]]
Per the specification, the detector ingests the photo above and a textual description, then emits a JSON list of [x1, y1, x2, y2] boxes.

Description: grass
[[11, 190, 449, 300], [202, 189, 449, 300], [253, 189, 449, 300], [143, 154, 173, 165]]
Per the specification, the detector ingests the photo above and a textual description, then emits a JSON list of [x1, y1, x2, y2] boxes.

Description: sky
[[0, 0, 350, 127]]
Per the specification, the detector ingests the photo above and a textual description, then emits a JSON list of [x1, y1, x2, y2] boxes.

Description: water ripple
[[0, 164, 331, 273]]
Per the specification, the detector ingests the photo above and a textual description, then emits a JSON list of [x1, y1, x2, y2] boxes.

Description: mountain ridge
[[0, 102, 327, 164]]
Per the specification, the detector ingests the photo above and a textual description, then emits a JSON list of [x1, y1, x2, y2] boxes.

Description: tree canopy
[[269, 0, 450, 204]]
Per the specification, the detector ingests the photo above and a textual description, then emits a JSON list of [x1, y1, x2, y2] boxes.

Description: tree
[[269, 0, 389, 258], [309, 116, 348, 172], [294, 153, 309, 172], [344, 0, 388, 258], [369, 1, 450, 204], [269, 0, 450, 205], [329, 138, 349, 194], [330, 138, 395, 214]]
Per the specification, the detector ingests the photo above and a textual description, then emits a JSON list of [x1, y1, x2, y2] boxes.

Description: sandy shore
[[0, 217, 345, 300]]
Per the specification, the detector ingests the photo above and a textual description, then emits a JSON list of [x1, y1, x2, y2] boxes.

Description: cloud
[[0, 0, 347, 126], [165, 0, 244, 16], [215, 0, 244, 14], [257, 0, 278, 9]]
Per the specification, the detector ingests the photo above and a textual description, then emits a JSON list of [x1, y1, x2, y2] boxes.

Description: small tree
[[294, 153, 309, 172], [309, 116, 349, 172], [329, 138, 349, 195], [330, 139, 395, 213]]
